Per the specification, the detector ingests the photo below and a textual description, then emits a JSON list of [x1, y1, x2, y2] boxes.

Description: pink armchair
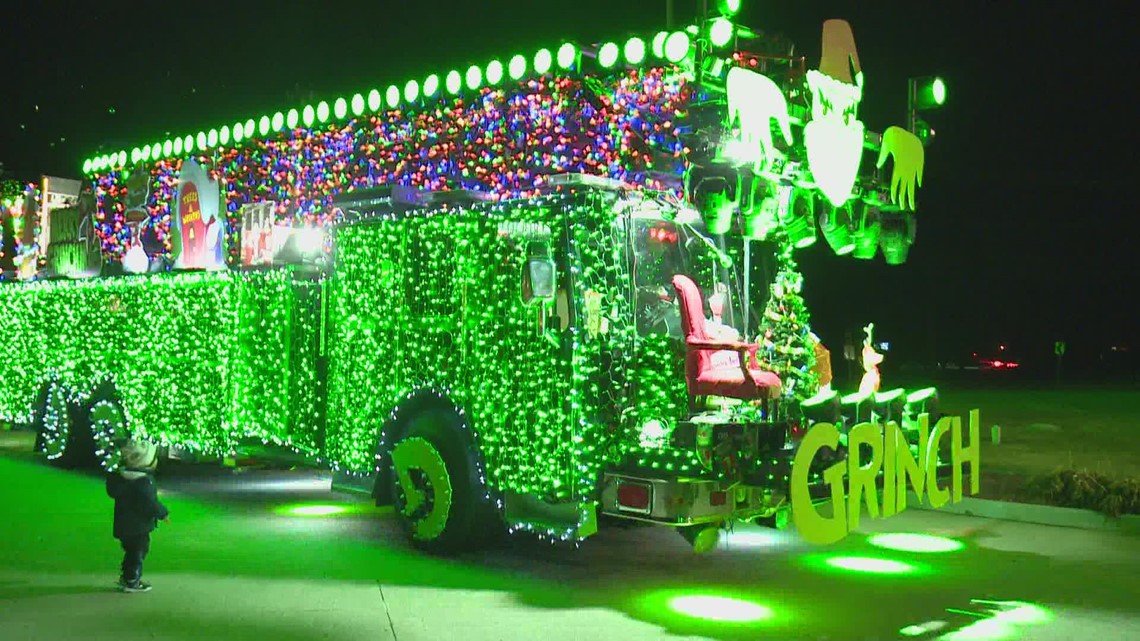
[[671, 274, 782, 403]]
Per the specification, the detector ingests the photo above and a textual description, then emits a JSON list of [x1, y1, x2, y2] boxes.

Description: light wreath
[[41, 380, 72, 461], [90, 400, 130, 472]]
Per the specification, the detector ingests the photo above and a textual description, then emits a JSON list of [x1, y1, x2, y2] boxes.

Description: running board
[[331, 470, 376, 497], [503, 491, 598, 539]]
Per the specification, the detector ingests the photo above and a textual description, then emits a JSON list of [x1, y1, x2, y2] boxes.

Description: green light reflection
[[669, 595, 772, 623], [825, 556, 915, 575], [868, 533, 963, 554], [277, 504, 349, 517]]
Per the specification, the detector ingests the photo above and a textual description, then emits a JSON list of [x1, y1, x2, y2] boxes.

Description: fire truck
[[0, 9, 970, 552]]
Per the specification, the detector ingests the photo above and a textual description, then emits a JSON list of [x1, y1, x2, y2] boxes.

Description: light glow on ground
[[868, 532, 965, 553], [824, 556, 916, 575], [668, 595, 773, 623], [277, 503, 349, 517]]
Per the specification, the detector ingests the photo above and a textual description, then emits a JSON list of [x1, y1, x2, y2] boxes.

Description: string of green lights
[[0, 270, 321, 456]]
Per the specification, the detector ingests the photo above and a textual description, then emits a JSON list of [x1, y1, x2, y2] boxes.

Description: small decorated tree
[[755, 243, 818, 401]]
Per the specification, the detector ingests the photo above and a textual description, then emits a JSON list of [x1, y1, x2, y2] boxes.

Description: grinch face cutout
[[804, 19, 865, 208]]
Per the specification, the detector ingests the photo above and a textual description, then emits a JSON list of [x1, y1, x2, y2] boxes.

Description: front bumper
[[598, 472, 784, 525]]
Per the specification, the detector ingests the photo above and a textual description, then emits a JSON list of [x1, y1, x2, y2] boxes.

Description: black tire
[[389, 408, 489, 554]]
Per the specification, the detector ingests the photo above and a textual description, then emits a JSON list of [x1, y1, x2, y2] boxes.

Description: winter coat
[[106, 472, 169, 539]]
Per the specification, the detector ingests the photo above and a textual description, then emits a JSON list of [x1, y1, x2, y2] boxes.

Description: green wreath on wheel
[[89, 400, 130, 472], [40, 381, 73, 462], [391, 437, 454, 541]]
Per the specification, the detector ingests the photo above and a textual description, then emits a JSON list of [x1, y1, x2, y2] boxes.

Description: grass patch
[[941, 386, 1140, 515]]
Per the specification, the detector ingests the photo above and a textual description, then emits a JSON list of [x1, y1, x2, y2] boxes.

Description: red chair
[[671, 274, 782, 405]]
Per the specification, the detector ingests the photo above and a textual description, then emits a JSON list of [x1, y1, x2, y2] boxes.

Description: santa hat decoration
[[818, 19, 861, 85]]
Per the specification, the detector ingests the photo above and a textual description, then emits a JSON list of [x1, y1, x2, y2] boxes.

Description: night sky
[[1, 1, 1135, 374]]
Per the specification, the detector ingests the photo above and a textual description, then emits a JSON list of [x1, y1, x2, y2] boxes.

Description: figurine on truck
[[0, 6, 977, 552]]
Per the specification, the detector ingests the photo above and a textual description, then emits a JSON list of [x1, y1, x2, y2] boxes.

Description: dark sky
[[2, 1, 1135, 366]]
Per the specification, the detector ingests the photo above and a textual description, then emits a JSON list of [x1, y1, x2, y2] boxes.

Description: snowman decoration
[[121, 169, 153, 274]]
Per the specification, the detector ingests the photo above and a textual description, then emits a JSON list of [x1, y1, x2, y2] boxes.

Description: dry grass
[[1022, 470, 1140, 518]]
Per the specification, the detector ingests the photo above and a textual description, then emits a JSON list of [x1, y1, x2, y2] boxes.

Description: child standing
[[106, 440, 169, 593]]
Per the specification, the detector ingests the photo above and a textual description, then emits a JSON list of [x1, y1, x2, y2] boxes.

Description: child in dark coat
[[106, 439, 169, 593]]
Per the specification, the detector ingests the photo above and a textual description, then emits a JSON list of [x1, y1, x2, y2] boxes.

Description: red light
[[617, 483, 651, 511], [993, 360, 1003, 367]]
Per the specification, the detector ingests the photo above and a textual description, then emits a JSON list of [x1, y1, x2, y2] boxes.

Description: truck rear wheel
[[389, 411, 483, 554], [35, 379, 76, 466]]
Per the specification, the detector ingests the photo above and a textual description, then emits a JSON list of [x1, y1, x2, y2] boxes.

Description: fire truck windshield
[[630, 219, 744, 340]]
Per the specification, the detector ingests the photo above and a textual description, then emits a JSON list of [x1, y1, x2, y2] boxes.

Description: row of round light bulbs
[[81, 25, 732, 176]]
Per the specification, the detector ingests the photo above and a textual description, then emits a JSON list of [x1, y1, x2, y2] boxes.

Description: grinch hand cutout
[[805, 20, 925, 211], [858, 322, 883, 395]]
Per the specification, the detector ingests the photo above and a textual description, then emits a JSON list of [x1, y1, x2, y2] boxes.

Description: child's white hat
[[120, 440, 158, 471]]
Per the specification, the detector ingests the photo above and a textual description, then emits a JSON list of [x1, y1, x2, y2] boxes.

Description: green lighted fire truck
[[0, 9, 974, 552]]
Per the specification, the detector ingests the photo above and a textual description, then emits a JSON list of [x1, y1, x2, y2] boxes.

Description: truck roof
[[80, 28, 710, 178]]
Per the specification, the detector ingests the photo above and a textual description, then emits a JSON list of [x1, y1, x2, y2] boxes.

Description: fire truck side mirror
[[522, 256, 557, 305]]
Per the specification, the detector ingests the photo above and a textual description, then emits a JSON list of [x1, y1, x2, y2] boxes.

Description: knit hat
[[120, 439, 158, 471]]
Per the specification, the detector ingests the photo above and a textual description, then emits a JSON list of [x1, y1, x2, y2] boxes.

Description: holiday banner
[[172, 159, 226, 270]]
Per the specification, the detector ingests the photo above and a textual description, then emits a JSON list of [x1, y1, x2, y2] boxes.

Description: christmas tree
[[755, 242, 818, 401]]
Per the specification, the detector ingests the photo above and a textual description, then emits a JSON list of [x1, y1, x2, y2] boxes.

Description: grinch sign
[[171, 159, 225, 270], [790, 411, 981, 545]]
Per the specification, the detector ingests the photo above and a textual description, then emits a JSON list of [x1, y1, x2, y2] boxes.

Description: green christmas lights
[[0, 270, 321, 457]]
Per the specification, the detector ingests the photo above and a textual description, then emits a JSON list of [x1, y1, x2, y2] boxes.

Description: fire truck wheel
[[86, 398, 131, 472], [389, 412, 483, 553], [33, 378, 80, 468]]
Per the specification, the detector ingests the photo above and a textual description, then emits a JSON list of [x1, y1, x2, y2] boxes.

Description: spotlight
[[841, 390, 873, 424], [818, 202, 855, 255], [740, 179, 778, 240], [716, 0, 742, 17], [872, 388, 907, 422], [879, 212, 916, 265], [905, 387, 941, 423], [910, 76, 948, 111], [686, 163, 739, 235], [781, 188, 817, 248], [801, 389, 841, 425], [851, 205, 880, 260], [709, 18, 734, 48], [679, 524, 721, 554], [665, 31, 691, 63]]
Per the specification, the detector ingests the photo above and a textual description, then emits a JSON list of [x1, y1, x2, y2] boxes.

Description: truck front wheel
[[389, 412, 483, 554]]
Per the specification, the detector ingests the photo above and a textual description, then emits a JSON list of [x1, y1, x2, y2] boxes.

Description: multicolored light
[[90, 69, 689, 259]]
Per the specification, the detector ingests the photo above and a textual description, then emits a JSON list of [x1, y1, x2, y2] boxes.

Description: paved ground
[[1, 434, 1138, 641]]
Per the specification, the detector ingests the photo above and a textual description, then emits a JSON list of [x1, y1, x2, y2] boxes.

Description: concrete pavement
[[2, 445, 1138, 640]]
